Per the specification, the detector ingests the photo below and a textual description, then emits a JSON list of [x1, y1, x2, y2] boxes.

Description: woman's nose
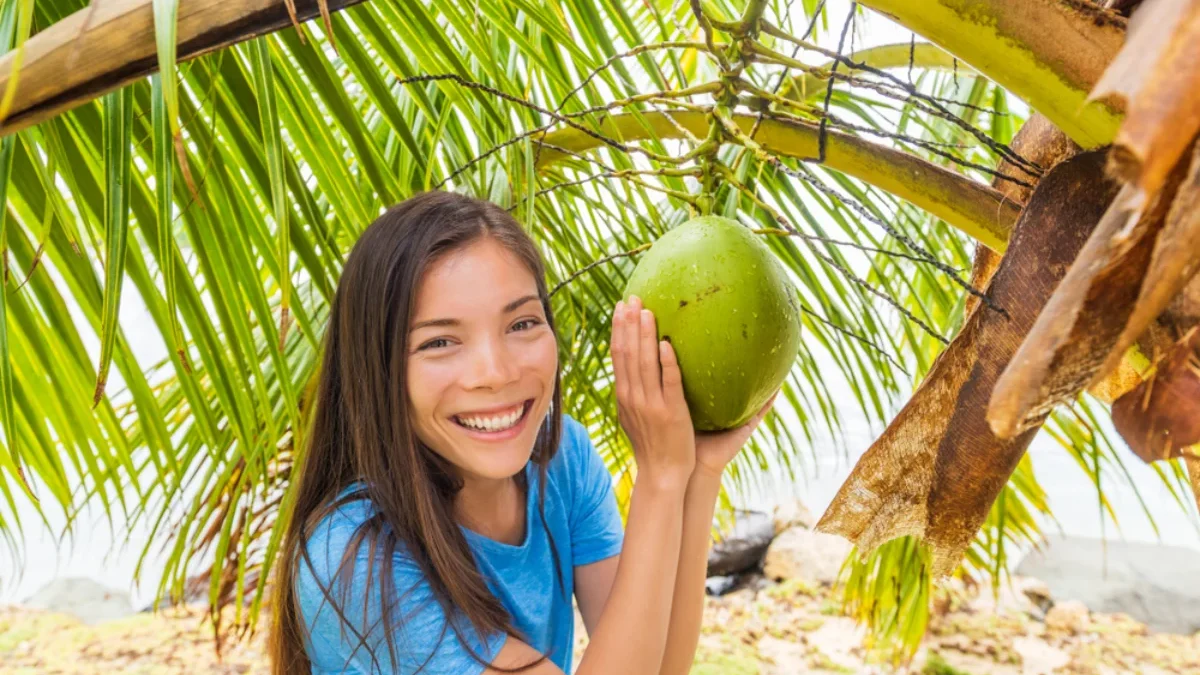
[[465, 336, 519, 390]]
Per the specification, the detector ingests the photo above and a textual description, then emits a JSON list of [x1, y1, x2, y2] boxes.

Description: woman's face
[[406, 236, 558, 484]]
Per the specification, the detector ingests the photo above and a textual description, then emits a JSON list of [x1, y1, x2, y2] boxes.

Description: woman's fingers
[[623, 296, 645, 406], [612, 300, 630, 406], [658, 338, 686, 410], [638, 308, 664, 406]]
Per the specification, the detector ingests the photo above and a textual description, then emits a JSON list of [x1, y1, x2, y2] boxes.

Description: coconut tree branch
[[562, 82, 723, 118], [716, 163, 949, 345], [555, 42, 718, 113], [854, 0, 1125, 149], [738, 80, 1029, 188], [709, 105, 1007, 316], [688, 0, 730, 71], [0, 0, 370, 137], [516, 168, 703, 209], [753, 227, 962, 270], [550, 242, 653, 297], [751, 36, 1040, 176], [780, 42, 971, 101], [536, 110, 1020, 252], [815, 2, 858, 167], [737, 0, 773, 30], [756, 44, 1001, 118]]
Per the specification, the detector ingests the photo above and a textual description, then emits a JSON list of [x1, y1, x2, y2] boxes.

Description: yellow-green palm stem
[[857, 0, 1124, 148], [537, 110, 1019, 251], [780, 42, 972, 102]]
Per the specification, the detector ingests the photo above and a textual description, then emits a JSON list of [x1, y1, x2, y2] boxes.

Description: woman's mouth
[[452, 399, 534, 440]]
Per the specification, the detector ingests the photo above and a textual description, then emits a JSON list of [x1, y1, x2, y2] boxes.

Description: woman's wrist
[[690, 461, 728, 486], [637, 466, 694, 495], [685, 469, 723, 509]]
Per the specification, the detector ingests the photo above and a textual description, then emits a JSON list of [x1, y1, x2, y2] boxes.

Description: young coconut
[[623, 215, 802, 431]]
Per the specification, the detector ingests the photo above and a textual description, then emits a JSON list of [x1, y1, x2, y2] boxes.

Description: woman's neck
[[455, 472, 527, 546]]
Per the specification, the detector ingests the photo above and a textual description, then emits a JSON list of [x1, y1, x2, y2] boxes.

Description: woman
[[268, 191, 775, 674]]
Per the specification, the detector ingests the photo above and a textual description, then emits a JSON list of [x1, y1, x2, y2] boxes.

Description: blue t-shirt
[[296, 413, 625, 674]]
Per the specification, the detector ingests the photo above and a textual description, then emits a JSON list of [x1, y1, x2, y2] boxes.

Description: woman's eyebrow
[[410, 294, 540, 332], [503, 294, 540, 313]]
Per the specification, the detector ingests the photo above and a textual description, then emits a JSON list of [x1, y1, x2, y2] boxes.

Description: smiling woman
[[406, 239, 558, 486], [267, 190, 776, 675]]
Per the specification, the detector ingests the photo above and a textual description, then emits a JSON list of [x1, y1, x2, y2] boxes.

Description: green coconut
[[623, 215, 802, 430]]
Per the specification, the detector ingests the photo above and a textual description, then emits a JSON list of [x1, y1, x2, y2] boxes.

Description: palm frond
[[0, 0, 1194, 664]]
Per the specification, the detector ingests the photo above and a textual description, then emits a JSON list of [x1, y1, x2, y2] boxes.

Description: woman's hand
[[611, 295, 695, 489], [693, 391, 777, 480]]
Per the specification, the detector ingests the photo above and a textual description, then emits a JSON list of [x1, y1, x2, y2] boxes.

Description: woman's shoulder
[[299, 485, 421, 584], [547, 412, 612, 497], [300, 488, 367, 575], [548, 412, 596, 471]]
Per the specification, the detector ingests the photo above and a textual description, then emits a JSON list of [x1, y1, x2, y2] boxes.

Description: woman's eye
[[512, 318, 542, 332], [418, 338, 451, 351]]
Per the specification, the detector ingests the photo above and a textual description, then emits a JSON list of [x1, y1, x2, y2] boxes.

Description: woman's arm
[[573, 470, 688, 673], [659, 397, 776, 675], [574, 464, 761, 675], [489, 474, 687, 675], [574, 554, 618, 633], [491, 296, 696, 674], [573, 474, 729, 675], [657, 470, 722, 675], [574, 296, 696, 675]]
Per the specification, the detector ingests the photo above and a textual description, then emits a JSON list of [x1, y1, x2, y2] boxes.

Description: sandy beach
[[3, 571, 1197, 675]]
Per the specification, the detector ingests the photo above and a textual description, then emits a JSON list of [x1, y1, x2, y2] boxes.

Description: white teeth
[[456, 403, 525, 432]]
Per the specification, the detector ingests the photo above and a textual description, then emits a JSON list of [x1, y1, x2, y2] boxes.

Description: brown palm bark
[[962, 114, 1081, 318], [0, 0, 366, 137], [816, 150, 1120, 575]]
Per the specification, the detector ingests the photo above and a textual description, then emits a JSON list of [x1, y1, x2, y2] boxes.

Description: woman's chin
[[446, 428, 534, 478], [459, 450, 535, 483]]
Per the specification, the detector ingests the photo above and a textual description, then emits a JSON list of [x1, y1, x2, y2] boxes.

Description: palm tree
[[1, 0, 1196, 661]]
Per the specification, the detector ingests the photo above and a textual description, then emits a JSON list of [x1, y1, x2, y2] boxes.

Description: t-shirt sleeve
[[564, 416, 625, 566], [296, 506, 507, 675]]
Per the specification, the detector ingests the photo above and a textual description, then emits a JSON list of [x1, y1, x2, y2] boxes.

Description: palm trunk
[[816, 149, 1121, 575]]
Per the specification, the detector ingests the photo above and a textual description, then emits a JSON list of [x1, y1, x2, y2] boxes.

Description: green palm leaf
[[0, 0, 1193, 663]]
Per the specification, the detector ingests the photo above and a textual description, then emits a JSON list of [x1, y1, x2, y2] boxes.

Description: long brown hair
[[268, 191, 564, 673]]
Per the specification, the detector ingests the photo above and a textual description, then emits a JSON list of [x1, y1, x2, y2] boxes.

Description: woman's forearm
[[575, 473, 687, 675], [658, 471, 723, 675]]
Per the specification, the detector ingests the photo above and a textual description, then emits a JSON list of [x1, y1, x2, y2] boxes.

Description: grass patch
[[922, 652, 975, 675]]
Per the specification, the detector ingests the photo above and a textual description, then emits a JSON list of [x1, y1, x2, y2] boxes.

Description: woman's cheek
[[529, 331, 559, 376], [406, 357, 451, 417]]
